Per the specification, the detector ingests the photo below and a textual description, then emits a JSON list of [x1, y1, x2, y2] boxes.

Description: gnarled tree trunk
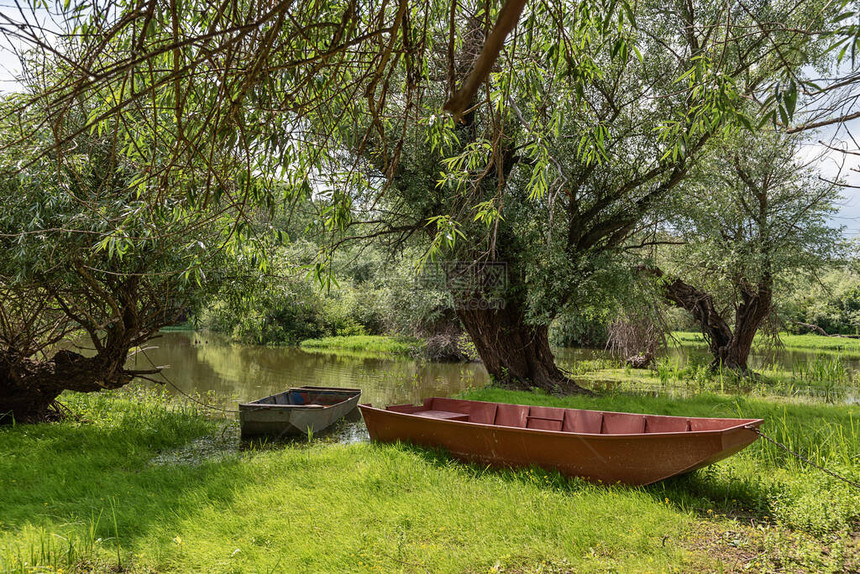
[[1, 276, 168, 423], [1, 350, 129, 422], [0, 346, 156, 423], [0, 356, 66, 422], [661, 274, 772, 373], [723, 280, 773, 370], [456, 298, 589, 394]]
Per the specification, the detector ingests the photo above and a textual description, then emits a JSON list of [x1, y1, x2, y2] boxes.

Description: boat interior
[[252, 387, 359, 407], [386, 398, 757, 434]]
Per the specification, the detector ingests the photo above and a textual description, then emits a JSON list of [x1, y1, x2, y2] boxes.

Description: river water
[[138, 332, 490, 407], [139, 332, 859, 410]]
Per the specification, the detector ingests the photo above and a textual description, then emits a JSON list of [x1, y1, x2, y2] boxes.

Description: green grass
[[672, 330, 860, 354], [1, 386, 858, 572], [158, 323, 197, 333], [299, 335, 422, 356], [565, 348, 859, 402], [777, 333, 860, 353]]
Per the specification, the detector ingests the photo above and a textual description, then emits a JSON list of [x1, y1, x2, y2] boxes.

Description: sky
[[0, 16, 22, 92], [0, 3, 57, 89], [0, 7, 858, 237], [800, 121, 860, 237]]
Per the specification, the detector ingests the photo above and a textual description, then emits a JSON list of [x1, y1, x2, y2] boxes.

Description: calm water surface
[[140, 332, 489, 407], [141, 332, 859, 412]]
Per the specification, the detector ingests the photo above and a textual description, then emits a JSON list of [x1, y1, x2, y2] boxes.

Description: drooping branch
[[443, 0, 528, 119]]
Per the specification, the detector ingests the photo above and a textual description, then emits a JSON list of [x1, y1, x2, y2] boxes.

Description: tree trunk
[[0, 357, 64, 422], [660, 272, 772, 374], [456, 299, 589, 394], [0, 347, 153, 423], [0, 274, 174, 423], [724, 280, 772, 371], [661, 276, 736, 368]]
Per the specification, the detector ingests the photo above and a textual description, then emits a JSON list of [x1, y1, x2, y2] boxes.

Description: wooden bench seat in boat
[[412, 410, 469, 421]]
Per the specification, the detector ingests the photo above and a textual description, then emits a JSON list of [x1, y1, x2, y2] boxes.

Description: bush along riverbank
[[1, 385, 858, 573]]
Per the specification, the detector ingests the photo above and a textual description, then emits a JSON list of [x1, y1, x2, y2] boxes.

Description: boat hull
[[240, 386, 361, 439], [359, 398, 762, 485]]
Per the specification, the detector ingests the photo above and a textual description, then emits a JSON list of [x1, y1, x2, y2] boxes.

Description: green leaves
[[422, 215, 466, 265], [665, 130, 843, 311], [423, 114, 459, 155], [437, 140, 493, 193], [472, 199, 503, 228], [759, 79, 800, 129], [828, 1, 860, 67], [576, 123, 610, 166]]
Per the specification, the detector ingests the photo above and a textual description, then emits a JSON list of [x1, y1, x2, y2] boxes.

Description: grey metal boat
[[239, 386, 361, 439]]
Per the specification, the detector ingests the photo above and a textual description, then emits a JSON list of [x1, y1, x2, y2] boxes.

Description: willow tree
[[0, 88, 252, 421], [656, 131, 843, 373], [317, 0, 827, 391], [2, 0, 831, 393]]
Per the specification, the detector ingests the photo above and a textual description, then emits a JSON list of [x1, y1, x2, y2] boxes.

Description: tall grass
[[1, 520, 102, 574], [673, 330, 860, 355], [0, 386, 217, 573], [579, 350, 859, 403], [788, 354, 848, 383]]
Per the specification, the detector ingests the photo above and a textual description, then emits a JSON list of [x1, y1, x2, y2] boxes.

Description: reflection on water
[[138, 332, 860, 415], [137, 332, 489, 408]]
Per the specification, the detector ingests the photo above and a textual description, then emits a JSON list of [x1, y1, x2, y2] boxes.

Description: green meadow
[[1, 384, 858, 573]]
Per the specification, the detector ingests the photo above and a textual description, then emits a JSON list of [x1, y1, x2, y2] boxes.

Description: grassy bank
[[567, 334, 860, 401], [299, 335, 422, 356], [158, 323, 197, 333], [563, 355, 859, 402], [1, 387, 858, 573], [673, 331, 860, 354]]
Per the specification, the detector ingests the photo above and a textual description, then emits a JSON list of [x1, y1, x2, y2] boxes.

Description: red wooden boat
[[359, 397, 763, 485]]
